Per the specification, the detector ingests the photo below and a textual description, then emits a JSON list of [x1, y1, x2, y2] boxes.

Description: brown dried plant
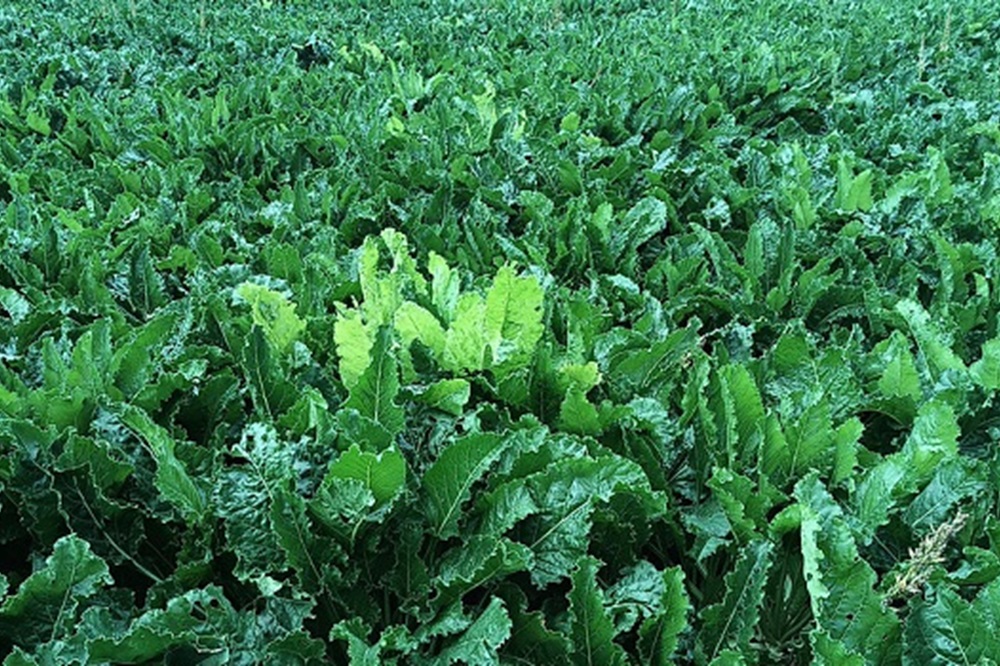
[[887, 511, 967, 601]]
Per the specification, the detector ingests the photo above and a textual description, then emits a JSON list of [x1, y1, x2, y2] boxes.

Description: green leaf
[[903, 457, 988, 531], [120, 405, 206, 524], [216, 424, 334, 589], [501, 585, 572, 664], [424, 433, 507, 538], [558, 386, 601, 435], [328, 444, 406, 506], [831, 418, 863, 485], [708, 651, 745, 666], [433, 536, 531, 610], [811, 630, 864, 666], [236, 282, 306, 353], [330, 619, 386, 666], [697, 540, 773, 664], [903, 584, 1000, 665], [877, 332, 922, 400], [637, 567, 689, 665], [605, 324, 699, 395], [795, 474, 900, 661], [25, 109, 51, 136], [430, 597, 512, 665], [719, 364, 765, 452], [708, 467, 770, 541], [85, 586, 323, 664], [610, 197, 667, 266], [895, 299, 966, 377], [835, 159, 872, 212], [241, 326, 298, 418], [344, 327, 405, 437], [127, 244, 167, 317], [568, 557, 627, 666], [523, 456, 652, 586], [557, 363, 602, 434], [0, 535, 111, 646], [854, 400, 959, 538]]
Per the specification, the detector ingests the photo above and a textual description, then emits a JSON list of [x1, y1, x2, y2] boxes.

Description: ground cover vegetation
[[2, 0, 1000, 663]]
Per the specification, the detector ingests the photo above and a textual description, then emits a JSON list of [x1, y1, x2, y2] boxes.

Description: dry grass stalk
[[887, 511, 967, 600]]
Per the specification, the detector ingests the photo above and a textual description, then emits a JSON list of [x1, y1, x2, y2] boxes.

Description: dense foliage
[[2, 0, 1000, 663]]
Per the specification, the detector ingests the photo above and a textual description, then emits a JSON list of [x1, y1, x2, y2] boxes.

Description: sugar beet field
[[2, 0, 1000, 664]]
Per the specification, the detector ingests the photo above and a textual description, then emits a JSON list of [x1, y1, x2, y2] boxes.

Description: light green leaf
[[334, 308, 374, 389], [328, 444, 406, 506], [395, 301, 447, 358], [359, 236, 403, 327], [971, 337, 1000, 390], [380, 228, 427, 296], [443, 292, 489, 372], [235, 282, 306, 353], [417, 379, 471, 416], [428, 251, 460, 323], [484, 264, 544, 368], [344, 327, 405, 437]]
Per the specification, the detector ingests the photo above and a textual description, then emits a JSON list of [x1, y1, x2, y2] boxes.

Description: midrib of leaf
[[50, 556, 80, 644], [73, 480, 162, 584], [645, 619, 666, 662], [249, 335, 273, 418], [530, 500, 591, 551], [942, 613, 973, 666], [370, 348, 387, 425], [709, 547, 767, 662], [436, 450, 496, 537], [640, 344, 674, 391], [908, 492, 959, 530], [581, 586, 596, 666]]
